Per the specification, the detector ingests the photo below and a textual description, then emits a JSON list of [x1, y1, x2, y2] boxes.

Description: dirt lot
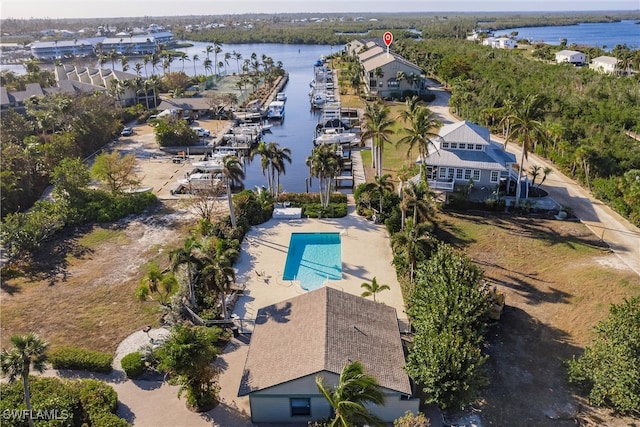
[[437, 211, 640, 427]]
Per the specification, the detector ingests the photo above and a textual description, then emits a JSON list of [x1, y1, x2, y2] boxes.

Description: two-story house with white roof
[[419, 121, 517, 192]]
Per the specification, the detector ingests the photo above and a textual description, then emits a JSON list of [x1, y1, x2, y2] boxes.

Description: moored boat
[[267, 100, 285, 120]]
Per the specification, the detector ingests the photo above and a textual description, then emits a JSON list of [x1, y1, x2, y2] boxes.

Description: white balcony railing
[[427, 179, 455, 191]]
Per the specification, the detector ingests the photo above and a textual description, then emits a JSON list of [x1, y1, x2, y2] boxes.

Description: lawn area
[[436, 210, 640, 425]]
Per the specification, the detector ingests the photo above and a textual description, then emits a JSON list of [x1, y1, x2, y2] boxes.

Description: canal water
[[176, 43, 335, 193]]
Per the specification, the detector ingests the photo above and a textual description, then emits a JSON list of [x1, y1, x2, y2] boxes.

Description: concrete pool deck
[[231, 204, 407, 332]]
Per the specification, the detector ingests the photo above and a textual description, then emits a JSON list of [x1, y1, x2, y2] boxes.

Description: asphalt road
[[427, 83, 640, 276]]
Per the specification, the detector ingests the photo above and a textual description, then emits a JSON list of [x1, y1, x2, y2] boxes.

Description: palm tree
[[391, 218, 434, 284], [169, 236, 203, 307], [404, 180, 436, 226], [361, 101, 394, 177], [539, 166, 553, 187], [199, 241, 238, 321], [315, 360, 386, 427], [191, 54, 200, 76], [214, 43, 222, 76], [232, 51, 243, 75], [1, 333, 49, 427], [360, 277, 390, 302], [503, 94, 549, 205], [269, 143, 292, 198], [365, 173, 394, 218], [221, 155, 245, 228], [397, 105, 442, 173], [306, 143, 344, 209], [203, 58, 213, 78]]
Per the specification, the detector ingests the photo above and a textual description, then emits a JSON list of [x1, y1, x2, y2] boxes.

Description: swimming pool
[[283, 232, 342, 290]]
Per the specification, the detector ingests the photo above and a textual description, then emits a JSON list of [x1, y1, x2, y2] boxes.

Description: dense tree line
[[0, 92, 122, 217], [394, 38, 640, 225]]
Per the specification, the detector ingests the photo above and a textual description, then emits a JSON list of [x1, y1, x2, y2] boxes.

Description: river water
[[176, 43, 334, 193], [500, 19, 640, 50]]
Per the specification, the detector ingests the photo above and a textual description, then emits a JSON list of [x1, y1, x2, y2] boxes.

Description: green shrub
[[88, 411, 131, 427], [49, 346, 113, 373], [302, 202, 347, 218], [0, 377, 128, 427], [0, 376, 80, 426], [121, 352, 145, 379]]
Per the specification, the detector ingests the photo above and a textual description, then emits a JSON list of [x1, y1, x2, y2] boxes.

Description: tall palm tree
[[306, 143, 344, 209], [249, 141, 273, 192], [221, 155, 245, 228], [391, 218, 434, 284], [203, 58, 213, 78], [178, 52, 189, 72], [365, 173, 394, 218], [360, 277, 390, 302], [269, 143, 292, 198], [397, 105, 442, 173], [232, 51, 243, 75], [1, 333, 49, 427], [315, 360, 386, 427], [191, 54, 200, 77], [404, 180, 435, 226], [214, 43, 223, 77], [169, 236, 203, 307], [503, 94, 549, 205], [199, 240, 238, 321], [361, 101, 394, 177]]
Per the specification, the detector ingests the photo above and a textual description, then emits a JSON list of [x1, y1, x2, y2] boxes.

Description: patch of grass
[[78, 227, 130, 249]]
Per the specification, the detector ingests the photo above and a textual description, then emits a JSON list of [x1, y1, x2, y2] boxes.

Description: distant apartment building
[[30, 39, 95, 61], [30, 31, 172, 61]]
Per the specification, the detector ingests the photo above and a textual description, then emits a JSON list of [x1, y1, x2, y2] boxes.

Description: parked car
[[121, 127, 133, 136], [193, 127, 210, 137]]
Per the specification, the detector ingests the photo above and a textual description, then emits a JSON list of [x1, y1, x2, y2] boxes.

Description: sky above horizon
[[1, 0, 638, 20]]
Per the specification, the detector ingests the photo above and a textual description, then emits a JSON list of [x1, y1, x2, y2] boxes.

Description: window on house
[[439, 168, 447, 179], [448, 168, 454, 179], [388, 79, 399, 88], [464, 169, 472, 180], [490, 170, 499, 183], [456, 169, 463, 180], [459, 143, 466, 150], [475, 144, 483, 151], [290, 398, 311, 416], [473, 170, 481, 181], [450, 143, 458, 149], [441, 142, 449, 149]]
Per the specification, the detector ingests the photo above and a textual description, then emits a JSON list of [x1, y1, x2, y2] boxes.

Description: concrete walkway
[[427, 82, 640, 276]]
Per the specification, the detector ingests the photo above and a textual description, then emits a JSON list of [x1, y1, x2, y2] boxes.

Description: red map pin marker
[[383, 31, 393, 47]]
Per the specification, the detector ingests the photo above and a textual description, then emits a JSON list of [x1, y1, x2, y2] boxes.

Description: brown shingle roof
[[238, 287, 411, 396]]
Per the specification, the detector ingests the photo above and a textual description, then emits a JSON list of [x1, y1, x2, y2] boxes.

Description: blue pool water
[[283, 232, 342, 290]]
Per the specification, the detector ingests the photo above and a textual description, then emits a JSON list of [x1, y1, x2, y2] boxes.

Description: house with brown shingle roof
[[238, 286, 419, 423]]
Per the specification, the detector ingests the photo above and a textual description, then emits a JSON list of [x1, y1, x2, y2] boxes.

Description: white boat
[[310, 93, 326, 108], [275, 92, 287, 102], [313, 128, 361, 147], [267, 100, 285, 119], [191, 160, 224, 172]]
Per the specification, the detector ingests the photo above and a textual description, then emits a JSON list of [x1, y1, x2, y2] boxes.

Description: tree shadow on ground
[[479, 305, 583, 426], [445, 210, 609, 251]]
